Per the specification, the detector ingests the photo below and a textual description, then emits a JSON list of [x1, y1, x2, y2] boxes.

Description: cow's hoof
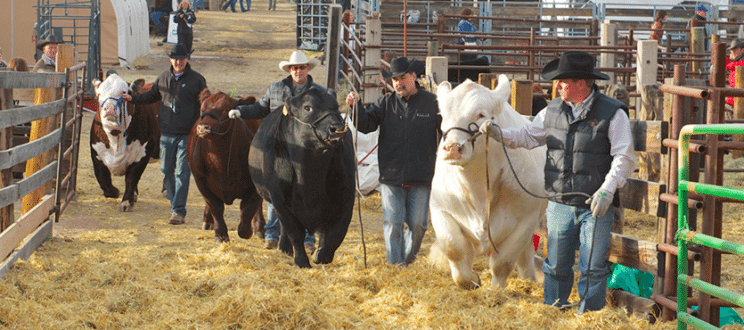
[[119, 201, 133, 212], [133, 192, 138, 202], [103, 188, 120, 198], [237, 221, 253, 239], [202, 221, 213, 230], [215, 236, 230, 244]]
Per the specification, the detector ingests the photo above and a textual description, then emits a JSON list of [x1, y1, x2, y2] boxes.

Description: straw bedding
[[0, 112, 698, 330]]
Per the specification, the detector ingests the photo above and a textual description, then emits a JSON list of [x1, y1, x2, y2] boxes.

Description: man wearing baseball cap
[[228, 50, 323, 252], [726, 39, 744, 109], [480, 51, 635, 312], [344, 57, 441, 266]]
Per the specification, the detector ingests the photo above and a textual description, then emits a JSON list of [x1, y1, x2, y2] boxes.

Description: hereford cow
[[248, 87, 355, 268], [430, 76, 547, 289], [91, 74, 160, 211], [187, 90, 265, 243]]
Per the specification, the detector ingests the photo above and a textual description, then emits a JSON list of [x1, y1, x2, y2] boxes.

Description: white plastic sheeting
[[109, 0, 151, 67], [347, 118, 381, 195]]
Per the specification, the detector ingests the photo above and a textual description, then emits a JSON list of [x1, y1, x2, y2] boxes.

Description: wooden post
[[478, 73, 494, 88], [691, 27, 705, 73], [425, 56, 447, 87], [600, 22, 617, 85], [325, 5, 342, 90], [210, 0, 219, 10], [0, 87, 13, 231], [734, 66, 744, 159], [22, 44, 73, 214], [363, 15, 382, 104], [511, 80, 532, 116], [551, 80, 559, 100]]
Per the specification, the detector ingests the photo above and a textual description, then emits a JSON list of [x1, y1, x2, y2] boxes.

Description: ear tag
[[283, 105, 288, 116]]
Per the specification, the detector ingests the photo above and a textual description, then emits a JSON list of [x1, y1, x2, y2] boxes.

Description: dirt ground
[[3, 3, 744, 329]]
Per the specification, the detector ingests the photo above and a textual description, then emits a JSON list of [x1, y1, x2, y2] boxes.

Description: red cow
[[91, 74, 160, 211], [187, 90, 265, 243]]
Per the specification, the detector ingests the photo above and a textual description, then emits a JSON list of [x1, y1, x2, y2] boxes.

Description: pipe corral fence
[[337, 3, 744, 327]]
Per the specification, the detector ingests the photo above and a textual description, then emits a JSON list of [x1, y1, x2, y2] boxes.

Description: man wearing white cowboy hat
[[33, 32, 65, 73], [123, 43, 207, 225], [228, 50, 323, 252], [344, 56, 441, 266], [479, 51, 634, 313]]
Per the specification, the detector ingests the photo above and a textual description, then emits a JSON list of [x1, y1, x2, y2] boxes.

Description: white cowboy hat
[[279, 51, 320, 72]]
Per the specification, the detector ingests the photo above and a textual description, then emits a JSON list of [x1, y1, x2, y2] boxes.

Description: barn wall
[[0, 0, 38, 65]]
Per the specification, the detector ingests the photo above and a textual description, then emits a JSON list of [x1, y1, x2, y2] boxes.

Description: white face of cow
[[94, 73, 132, 137], [436, 75, 511, 165]]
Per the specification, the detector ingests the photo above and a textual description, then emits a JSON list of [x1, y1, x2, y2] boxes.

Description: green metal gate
[[676, 124, 744, 330]]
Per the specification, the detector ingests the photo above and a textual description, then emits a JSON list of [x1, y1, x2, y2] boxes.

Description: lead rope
[[351, 100, 368, 269], [484, 122, 596, 311], [484, 131, 500, 256]]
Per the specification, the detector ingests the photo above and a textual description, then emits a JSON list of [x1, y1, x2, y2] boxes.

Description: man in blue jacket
[[124, 44, 207, 225]]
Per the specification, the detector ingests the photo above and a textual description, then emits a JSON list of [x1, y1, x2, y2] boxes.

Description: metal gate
[[297, 0, 346, 51], [676, 124, 744, 329], [36, 0, 101, 94]]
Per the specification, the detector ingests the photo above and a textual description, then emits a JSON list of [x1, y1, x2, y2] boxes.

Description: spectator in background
[[649, 10, 667, 45], [151, 1, 173, 35], [456, 8, 478, 62], [34, 33, 64, 73], [268, 0, 276, 10], [222, 0, 249, 12], [725, 39, 744, 116], [173, 0, 197, 52], [193, 0, 205, 11], [8, 58, 29, 72], [0, 47, 7, 68]]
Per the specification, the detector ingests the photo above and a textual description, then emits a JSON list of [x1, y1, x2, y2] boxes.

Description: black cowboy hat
[[167, 43, 193, 60], [36, 32, 65, 51], [541, 51, 609, 81], [382, 57, 424, 79]]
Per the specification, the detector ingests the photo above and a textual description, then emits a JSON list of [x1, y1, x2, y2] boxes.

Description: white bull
[[430, 76, 547, 289]]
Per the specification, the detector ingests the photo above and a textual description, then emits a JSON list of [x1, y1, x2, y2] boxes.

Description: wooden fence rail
[[0, 60, 86, 278]]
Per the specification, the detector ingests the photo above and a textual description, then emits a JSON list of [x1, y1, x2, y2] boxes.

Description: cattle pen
[[0, 3, 743, 329]]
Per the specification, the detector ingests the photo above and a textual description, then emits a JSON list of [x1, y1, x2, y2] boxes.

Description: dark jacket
[[543, 92, 626, 207], [235, 75, 326, 119], [173, 8, 196, 35], [354, 86, 441, 186], [131, 63, 207, 135]]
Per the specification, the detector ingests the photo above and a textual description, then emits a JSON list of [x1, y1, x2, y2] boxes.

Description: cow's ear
[[130, 79, 146, 94], [437, 81, 452, 99], [238, 95, 256, 106], [92, 79, 102, 92], [198, 88, 211, 104], [492, 74, 511, 101]]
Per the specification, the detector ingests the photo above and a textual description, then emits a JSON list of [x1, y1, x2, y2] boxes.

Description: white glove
[[228, 109, 241, 119], [478, 121, 502, 142], [586, 189, 613, 218]]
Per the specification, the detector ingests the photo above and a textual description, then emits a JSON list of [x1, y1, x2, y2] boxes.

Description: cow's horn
[[492, 74, 511, 101]]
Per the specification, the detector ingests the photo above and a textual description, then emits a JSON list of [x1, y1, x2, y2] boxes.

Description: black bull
[[248, 87, 356, 268]]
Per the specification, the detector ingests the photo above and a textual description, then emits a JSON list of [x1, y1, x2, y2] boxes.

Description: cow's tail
[[426, 241, 451, 273]]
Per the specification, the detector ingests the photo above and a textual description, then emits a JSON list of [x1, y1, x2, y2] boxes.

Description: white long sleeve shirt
[[500, 91, 635, 195]]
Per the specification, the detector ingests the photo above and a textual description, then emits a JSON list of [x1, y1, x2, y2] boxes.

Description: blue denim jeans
[[265, 202, 316, 245], [192, 0, 205, 10], [150, 11, 169, 30], [268, 0, 276, 10], [379, 183, 430, 265], [160, 134, 191, 217], [222, 0, 248, 11], [542, 201, 614, 313]]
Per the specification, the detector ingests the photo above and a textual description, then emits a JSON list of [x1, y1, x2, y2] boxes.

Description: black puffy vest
[[543, 92, 627, 207]]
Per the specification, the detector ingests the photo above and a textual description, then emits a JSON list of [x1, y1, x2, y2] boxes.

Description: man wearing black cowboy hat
[[344, 57, 441, 266], [33, 32, 65, 73], [123, 43, 207, 225], [479, 51, 634, 312]]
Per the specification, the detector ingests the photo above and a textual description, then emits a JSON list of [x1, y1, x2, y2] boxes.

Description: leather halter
[[282, 105, 348, 147]]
